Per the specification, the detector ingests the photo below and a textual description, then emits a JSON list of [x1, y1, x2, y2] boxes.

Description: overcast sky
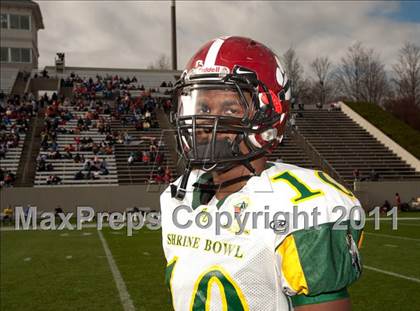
[[36, 1, 420, 75]]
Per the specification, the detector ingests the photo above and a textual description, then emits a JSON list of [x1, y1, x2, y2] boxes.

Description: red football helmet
[[172, 36, 290, 196]]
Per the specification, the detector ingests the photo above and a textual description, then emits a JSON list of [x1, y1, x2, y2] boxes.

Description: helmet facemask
[[173, 68, 282, 173]]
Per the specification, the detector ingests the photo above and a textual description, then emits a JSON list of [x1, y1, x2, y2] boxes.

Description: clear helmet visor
[[178, 88, 253, 119]]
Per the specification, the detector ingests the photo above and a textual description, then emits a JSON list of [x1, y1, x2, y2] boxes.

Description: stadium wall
[[354, 180, 420, 209], [1, 185, 168, 213], [341, 103, 420, 171]]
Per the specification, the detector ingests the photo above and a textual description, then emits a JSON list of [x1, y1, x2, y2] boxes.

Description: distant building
[[1, 0, 44, 71], [0, 0, 44, 94]]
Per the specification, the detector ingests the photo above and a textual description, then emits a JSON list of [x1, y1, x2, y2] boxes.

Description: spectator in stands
[[142, 151, 150, 164], [149, 140, 157, 152], [74, 136, 81, 150], [47, 175, 62, 185], [64, 144, 75, 152], [98, 158, 106, 170], [2, 205, 13, 224], [50, 150, 62, 160], [143, 119, 151, 130], [74, 170, 84, 180], [64, 150, 73, 159], [163, 99, 172, 114], [153, 166, 165, 183], [289, 113, 297, 130], [0, 144, 6, 159], [99, 159, 109, 175], [86, 171, 99, 180], [328, 102, 341, 112], [157, 140, 165, 148], [74, 153, 83, 163], [155, 151, 164, 166], [2, 170, 15, 187], [103, 145, 113, 155], [163, 167, 172, 183], [46, 163, 54, 171], [37, 158, 46, 171], [128, 154, 135, 165], [41, 69, 49, 78], [92, 143, 99, 155], [380, 200, 391, 214], [54, 206, 64, 218], [395, 193, 401, 211], [353, 169, 360, 181], [124, 131, 132, 145], [50, 139, 59, 152], [135, 121, 144, 131], [83, 159, 92, 171]]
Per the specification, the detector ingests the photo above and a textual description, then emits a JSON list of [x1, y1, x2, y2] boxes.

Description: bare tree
[[336, 42, 388, 104], [148, 54, 171, 70], [364, 54, 388, 105], [393, 42, 420, 106], [311, 56, 332, 107], [283, 48, 304, 102], [335, 42, 365, 101]]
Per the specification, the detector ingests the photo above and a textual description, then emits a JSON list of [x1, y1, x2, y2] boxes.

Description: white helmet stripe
[[204, 38, 225, 67]]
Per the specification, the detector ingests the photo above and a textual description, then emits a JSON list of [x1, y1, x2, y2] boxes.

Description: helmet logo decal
[[193, 66, 230, 74]]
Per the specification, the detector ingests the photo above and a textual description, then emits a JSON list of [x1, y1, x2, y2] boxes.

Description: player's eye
[[197, 103, 210, 114], [223, 106, 242, 117]]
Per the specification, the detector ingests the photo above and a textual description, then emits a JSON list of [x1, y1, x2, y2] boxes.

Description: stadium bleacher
[[268, 131, 318, 169], [295, 108, 420, 185], [3, 66, 418, 191], [34, 106, 119, 187], [0, 124, 26, 185], [111, 111, 177, 184], [46, 66, 178, 91]]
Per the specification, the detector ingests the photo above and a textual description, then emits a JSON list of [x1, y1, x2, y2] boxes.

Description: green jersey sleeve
[[276, 221, 363, 306]]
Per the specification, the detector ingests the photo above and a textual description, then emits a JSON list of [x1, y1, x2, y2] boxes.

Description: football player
[[161, 36, 363, 311]]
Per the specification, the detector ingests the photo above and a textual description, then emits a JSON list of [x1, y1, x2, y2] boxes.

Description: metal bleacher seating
[[295, 108, 420, 185], [47, 67, 178, 92], [34, 108, 119, 187], [0, 123, 26, 179], [111, 113, 177, 185], [268, 130, 318, 169]]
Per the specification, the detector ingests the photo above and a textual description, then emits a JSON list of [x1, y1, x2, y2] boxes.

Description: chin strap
[[192, 174, 253, 191], [171, 157, 257, 201], [171, 167, 191, 200]]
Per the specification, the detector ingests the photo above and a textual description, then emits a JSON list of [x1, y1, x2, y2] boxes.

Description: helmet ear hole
[[278, 89, 285, 101]]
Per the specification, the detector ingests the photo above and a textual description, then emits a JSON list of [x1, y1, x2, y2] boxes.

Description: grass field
[[1, 212, 420, 311]]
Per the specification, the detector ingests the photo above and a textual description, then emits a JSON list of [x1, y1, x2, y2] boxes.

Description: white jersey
[[161, 162, 363, 311]]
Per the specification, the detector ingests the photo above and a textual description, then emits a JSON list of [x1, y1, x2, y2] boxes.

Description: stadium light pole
[[171, 0, 177, 70]]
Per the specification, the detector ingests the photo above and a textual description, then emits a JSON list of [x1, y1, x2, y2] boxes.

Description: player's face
[[198, 90, 249, 146], [179, 89, 252, 144], [194, 89, 246, 118]]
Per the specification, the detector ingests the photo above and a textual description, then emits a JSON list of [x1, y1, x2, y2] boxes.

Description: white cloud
[[36, 1, 420, 75]]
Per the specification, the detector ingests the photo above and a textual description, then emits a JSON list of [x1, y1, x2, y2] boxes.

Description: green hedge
[[346, 101, 420, 159]]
